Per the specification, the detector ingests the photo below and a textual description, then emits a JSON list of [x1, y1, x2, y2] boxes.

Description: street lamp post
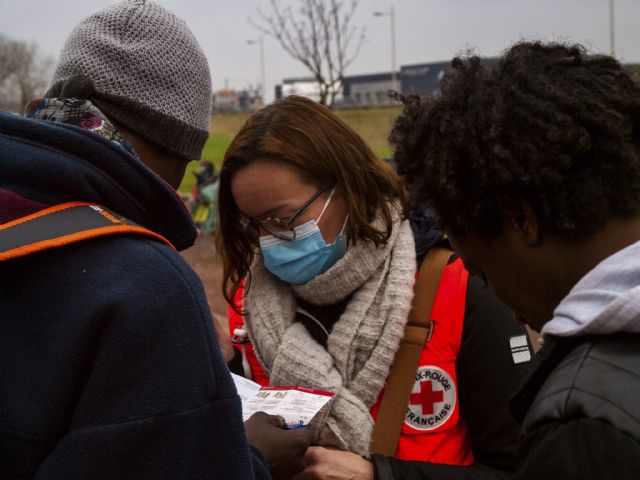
[[374, 6, 397, 90], [609, 0, 615, 56], [247, 36, 266, 104]]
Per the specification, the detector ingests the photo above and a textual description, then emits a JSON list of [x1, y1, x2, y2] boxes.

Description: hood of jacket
[[542, 239, 640, 338], [0, 110, 197, 251], [410, 207, 444, 263]]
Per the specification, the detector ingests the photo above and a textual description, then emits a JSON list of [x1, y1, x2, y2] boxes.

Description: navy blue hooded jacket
[[0, 111, 270, 479]]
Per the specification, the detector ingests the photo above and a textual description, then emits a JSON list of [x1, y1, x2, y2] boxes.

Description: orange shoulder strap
[[370, 246, 453, 456], [0, 202, 175, 262]]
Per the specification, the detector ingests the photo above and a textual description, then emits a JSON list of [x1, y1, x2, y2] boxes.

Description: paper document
[[231, 373, 335, 428]]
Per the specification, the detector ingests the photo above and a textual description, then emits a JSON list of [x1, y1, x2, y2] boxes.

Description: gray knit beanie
[[46, 0, 212, 160]]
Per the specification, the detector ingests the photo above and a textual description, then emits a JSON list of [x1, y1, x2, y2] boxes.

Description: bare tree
[[0, 35, 53, 112], [251, 0, 366, 107], [0, 34, 20, 84]]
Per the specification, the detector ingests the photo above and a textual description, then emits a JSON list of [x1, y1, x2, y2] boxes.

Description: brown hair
[[216, 95, 409, 311]]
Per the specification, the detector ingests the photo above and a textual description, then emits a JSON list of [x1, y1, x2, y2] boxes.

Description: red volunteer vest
[[228, 257, 474, 465]]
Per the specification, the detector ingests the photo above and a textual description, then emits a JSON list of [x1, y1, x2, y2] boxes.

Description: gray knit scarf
[[244, 213, 416, 455]]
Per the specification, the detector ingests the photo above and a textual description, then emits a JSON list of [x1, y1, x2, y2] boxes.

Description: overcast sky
[[2, 0, 639, 102]]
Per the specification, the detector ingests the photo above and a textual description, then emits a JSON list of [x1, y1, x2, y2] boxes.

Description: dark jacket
[[0, 111, 269, 479], [372, 216, 640, 479], [510, 333, 640, 480], [375, 334, 640, 480]]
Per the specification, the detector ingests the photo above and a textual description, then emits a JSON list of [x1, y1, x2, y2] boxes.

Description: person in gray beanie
[[0, 1, 310, 479], [47, 0, 211, 163]]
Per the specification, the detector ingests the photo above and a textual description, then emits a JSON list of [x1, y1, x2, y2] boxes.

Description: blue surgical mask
[[259, 187, 347, 285]]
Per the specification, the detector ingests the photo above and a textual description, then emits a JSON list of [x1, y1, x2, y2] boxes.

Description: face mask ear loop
[[339, 214, 348, 235], [315, 186, 336, 223]]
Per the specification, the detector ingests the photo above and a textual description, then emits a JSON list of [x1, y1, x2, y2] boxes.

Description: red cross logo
[[410, 380, 444, 415]]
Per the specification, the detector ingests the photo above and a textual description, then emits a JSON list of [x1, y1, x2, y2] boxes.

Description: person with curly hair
[[390, 41, 640, 478]]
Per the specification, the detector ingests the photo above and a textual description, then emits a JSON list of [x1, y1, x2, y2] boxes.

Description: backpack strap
[[370, 246, 453, 456], [0, 201, 175, 262]]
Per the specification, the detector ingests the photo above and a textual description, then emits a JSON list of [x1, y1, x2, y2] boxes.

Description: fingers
[[300, 447, 374, 480], [290, 424, 313, 451], [247, 411, 285, 426], [297, 447, 330, 480], [271, 414, 286, 427], [246, 410, 267, 422], [304, 446, 326, 465], [245, 411, 313, 480], [246, 411, 275, 427], [292, 463, 327, 480]]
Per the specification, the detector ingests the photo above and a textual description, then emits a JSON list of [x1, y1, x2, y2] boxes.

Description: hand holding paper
[[232, 373, 335, 428], [245, 411, 312, 480]]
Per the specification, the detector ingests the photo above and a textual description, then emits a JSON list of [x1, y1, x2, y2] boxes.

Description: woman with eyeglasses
[[215, 95, 530, 480], [217, 91, 413, 440]]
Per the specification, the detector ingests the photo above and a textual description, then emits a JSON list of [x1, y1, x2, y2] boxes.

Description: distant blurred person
[[0, 1, 309, 479], [389, 41, 640, 478], [195, 159, 219, 188], [192, 160, 220, 234]]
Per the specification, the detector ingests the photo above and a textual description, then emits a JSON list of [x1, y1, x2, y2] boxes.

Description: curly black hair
[[390, 41, 640, 239]]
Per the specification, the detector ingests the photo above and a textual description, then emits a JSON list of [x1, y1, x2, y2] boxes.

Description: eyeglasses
[[241, 185, 330, 240]]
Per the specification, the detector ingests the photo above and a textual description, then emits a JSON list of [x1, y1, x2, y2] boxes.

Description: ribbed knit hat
[[46, 0, 212, 160]]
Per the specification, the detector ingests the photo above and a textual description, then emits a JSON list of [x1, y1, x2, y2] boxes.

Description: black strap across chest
[[0, 202, 174, 262]]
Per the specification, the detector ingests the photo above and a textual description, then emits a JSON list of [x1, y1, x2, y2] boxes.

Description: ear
[[502, 200, 541, 246]]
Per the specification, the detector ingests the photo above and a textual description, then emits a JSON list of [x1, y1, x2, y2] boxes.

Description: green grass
[[211, 112, 252, 136], [334, 106, 401, 158], [178, 106, 401, 193]]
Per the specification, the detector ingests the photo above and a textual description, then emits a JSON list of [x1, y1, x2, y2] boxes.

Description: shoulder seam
[[569, 386, 640, 426], [563, 340, 593, 416], [587, 353, 640, 380]]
